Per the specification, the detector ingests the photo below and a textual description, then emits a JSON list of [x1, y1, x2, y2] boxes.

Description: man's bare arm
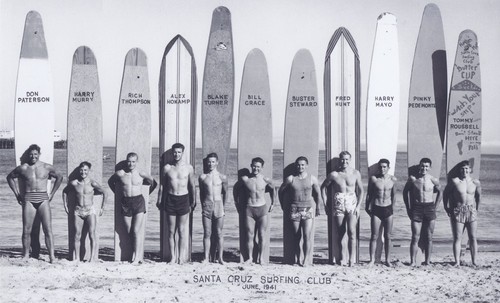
[[474, 180, 482, 210], [62, 185, 70, 214], [312, 176, 322, 216], [188, 168, 196, 210], [6, 168, 23, 204], [365, 177, 374, 214], [48, 165, 63, 201], [403, 181, 411, 218], [140, 172, 157, 195], [355, 171, 364, 212], [92, 180, 107, 216], [221, 176, 228, 207], [432, 178, 442, 208], [320, 174, 333, 212]]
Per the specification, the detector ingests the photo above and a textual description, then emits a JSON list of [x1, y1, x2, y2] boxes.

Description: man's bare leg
[[467, 222, 478, 266], [383, 216, 393, 266], [166, 215, 177, 263], [302, 218, 314, 267], [39, 201, 55, 263], [451, 219, 463, 267], [291, 220, 302, 265], [334, 215, 346, 265], [73, 215, 84, 262], [244, 215, 254, 264], [422, 220, 435, 265], [21, 202, 36, 259], [368, 215, 382, 266], [87, 215, 97, 262], [256, 215, 269, 265], [202, 216, 212, 263], [410, 221, 422, 266], [131, 213, 145, 264], [177, 213, 190, 264], [215, 217, 224, 264], [346, 213, 357, 267]]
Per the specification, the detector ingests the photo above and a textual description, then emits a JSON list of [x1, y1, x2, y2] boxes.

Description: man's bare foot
[[367, 260, 375, 267], [217, 259, 225, 265], [422, 261, 430, 266], [409, 262, 417, 267], [201, 258, 209, 264], [49, 256, 56, 264], [384, 261, 391, 267], [453, 262, 461, 268]]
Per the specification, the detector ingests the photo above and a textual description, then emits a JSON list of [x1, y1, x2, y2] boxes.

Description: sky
[[0, 0, 499, 153]]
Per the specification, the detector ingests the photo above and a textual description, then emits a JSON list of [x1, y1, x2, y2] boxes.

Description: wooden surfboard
[[201, 6, 234, 176], [446, 30, 481, 180], [114, 48, 152, 261], [237, 49, 272, 264], [283, 49, 319, 266], [366, 13, 400, 263], [324, 27, 361, 265], [408, 3, 447, 178], [408, 4, 448, 257], [66, 46, 103, 261], [159, 35, 197, 263], [14, 11, 54, 258]]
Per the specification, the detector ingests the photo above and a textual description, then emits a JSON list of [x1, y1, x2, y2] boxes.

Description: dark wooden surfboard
[[237, 48, 273, 264], [66, 46, 103, 261]]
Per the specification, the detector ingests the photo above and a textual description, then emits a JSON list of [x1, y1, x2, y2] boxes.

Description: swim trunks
[[163, 193, 190, 216], [246, 204, 267, 220], [74, 205, 96, 219], [372, 204, 393, 220], [453, 204, 477, 223], [121, 195, 146, 217], [332, 192, 357, 216], [202, 200, 224, 219], [24, 192, 49, 209], [411, 203, 436, 222], [289, 206, 313, 222]]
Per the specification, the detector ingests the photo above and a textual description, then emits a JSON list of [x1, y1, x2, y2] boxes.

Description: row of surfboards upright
[[14, 4, 481, 265]]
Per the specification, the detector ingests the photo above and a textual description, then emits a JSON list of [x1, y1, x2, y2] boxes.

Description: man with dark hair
[[279, 156, 322, 266], [321, 151, 364, 266], [6, 144, 63, 263], [233, 157, 275, 264], [443, 160, 481, 267], [63, 161, 107, 262], [403, 157, 441, 266], [157, 143, 196, 264], [199, 153, 227, 264], [108, 152, 157, 264], [365, 158, 396, 266]]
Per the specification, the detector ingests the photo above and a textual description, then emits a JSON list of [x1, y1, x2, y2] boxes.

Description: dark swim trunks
[[372, 204, 393, 220], [163, 193, 190, 216], [245, 204, 267, 220], [121, 195, 146, 217], [411, 203, 436, 222], [24, 192, 49, 209]]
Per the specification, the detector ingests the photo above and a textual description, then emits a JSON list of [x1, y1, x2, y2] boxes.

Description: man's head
[[458, 160, 471, 178], [419, 157, 432, 175], [126, 152, 139, 170], [378, 158, 390, 175], [295, 156, 309, 173], [251, 157, 265, 175], [78, 161, 92, 179], [172, 143, 185, 161], [206, 153, 219, 172], [339, 151, 351, 168], [27, 144, 41, 164]]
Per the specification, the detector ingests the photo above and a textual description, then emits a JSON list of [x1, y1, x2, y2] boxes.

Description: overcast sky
[[1, 0, 499, 153]]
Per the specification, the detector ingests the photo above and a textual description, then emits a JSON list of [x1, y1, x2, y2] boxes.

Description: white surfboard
[[114, 48, 152, 262], [366, 13, 400, 263], [14, 11, 54, 258], [159, 35, 197, 263], [66, 46, 103, 261]]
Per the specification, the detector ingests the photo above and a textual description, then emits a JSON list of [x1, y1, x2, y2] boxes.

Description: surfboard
[[446, 30, 481, 180], [283, 49, 319, 266], [324, 27, 361, 265], [158, 35, 197, 263], [366, 13, 400, 263], [408, 4, 448, 257], [237, 49, 272, 264], [66, 46, 103, 261], [408, 3, 447, 178], [14, 10, 54, 258], [114, 48, 152, 261], [201, 6, 234, 176]]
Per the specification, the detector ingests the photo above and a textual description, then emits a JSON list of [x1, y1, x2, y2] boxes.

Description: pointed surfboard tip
[[214, 6, 231, 15], [21, 10, 48, 59], [377, 12, 397, 24], [73, 46, 97, 65], [125, 48, 147, 67]]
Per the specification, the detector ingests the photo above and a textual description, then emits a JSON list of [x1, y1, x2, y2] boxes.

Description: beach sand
[[1, 247, 499, 302]]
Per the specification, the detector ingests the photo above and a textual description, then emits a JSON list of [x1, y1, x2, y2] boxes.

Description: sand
[[1, 248, 499, 303]]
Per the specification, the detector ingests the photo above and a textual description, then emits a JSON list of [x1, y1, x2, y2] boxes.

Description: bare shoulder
[[199, 174, 207, 181], [472, 179, 481, 186], [220, 174, 228, 182], [391, 175, 397, 182], [264, 176, 274, 185]]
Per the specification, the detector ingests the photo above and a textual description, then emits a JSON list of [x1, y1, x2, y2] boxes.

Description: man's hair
[[295, 156, 308, 164], [378, 158, 390, 166], [458, 160, 470, 168], [251, 157, 265, 166], [339, 150, 351, 158], [419, 157, 432, 166], [79, 161, 92, 169], [172, 143, 185, 151], [206, 152, 218, 160], [28, 144, 41, 153], [127, 152, 138, 160]]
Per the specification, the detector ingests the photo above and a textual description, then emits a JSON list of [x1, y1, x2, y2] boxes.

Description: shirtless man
[[233, 157, 275, 265], [279, 156, 322, 266], [156, 143, 196, 264], [198, 153, 227, 264], [365, 159, 396, 266], [6, 144, 63, 263], [443, 160, 481, 267], [321, 151, 364, 266], [403, 157, 441, 266], [63, 161, 107, 262], [108, 152, 157, 264]]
